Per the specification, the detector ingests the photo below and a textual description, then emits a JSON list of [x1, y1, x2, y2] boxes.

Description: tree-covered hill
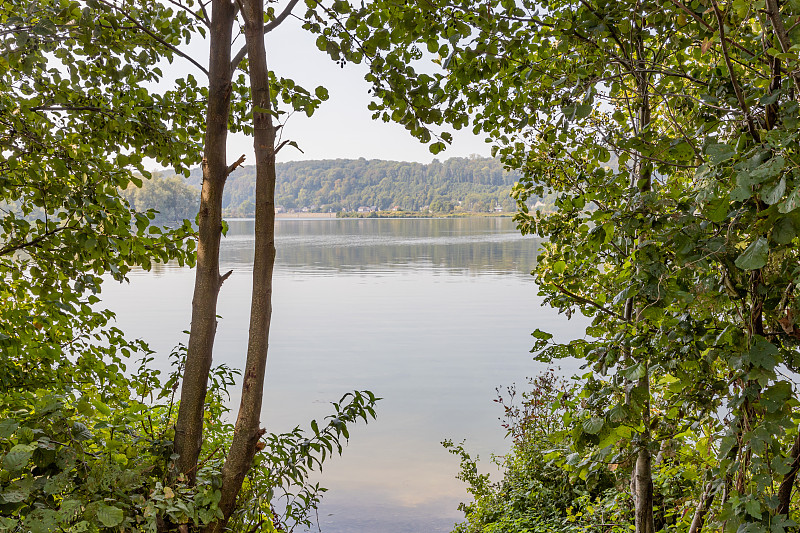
[[186, 156, 531, 215]]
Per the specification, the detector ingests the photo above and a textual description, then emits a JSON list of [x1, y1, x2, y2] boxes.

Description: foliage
[[186, 157, 528, 216], [1, 0, 378, 530], [121, 175, 200, 227], [0, 0, 201, 387], [353, 0, 800, 530], [0, 344, 377, 532], [445, 372, 622, 533], [229, 390, 378, 532]]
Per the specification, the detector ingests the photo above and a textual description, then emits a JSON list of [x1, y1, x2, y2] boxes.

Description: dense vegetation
[[357, 0, 800, 532], [186, 157, 529, 215], [8, 0, 800, 531], [0, 0, 377, 531], [121, 175, 200, 226]]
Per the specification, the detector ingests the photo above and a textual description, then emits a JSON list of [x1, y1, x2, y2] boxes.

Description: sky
[[160, 11, 492, 165]]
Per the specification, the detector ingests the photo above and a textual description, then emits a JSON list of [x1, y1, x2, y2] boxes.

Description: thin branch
[[230, 0, 301, 74], [165, 0, 210, 26], [712, 0, 760, 142], [30, 105, 116, 118], [0, 223, 76, 257], [219, 269, 233, 286], [226, 153, 246, 176], [765, 0, 800, 96], [554, 283, 627, 321], [93, 0, 208, 77]]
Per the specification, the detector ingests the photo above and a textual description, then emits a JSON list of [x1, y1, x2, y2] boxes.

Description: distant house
[[494, 205, 503, 212], [357, 206, 377, 213], [275, 205, 285, 214], [392, 206, 401, 211]]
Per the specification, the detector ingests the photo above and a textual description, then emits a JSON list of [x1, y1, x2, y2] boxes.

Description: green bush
[[446, 371, 625, 533]]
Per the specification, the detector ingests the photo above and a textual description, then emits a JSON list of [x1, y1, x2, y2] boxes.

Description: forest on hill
[[186, 156, 530, 216]]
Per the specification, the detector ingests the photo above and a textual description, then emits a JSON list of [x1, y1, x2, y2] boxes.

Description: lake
[[100, 217, 584, 532]]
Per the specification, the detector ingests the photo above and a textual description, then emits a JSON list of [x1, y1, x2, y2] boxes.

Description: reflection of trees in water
[[220, 219, 540, 276]]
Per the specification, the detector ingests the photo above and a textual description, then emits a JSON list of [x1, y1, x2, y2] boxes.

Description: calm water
[[100, 217, 584, 533]]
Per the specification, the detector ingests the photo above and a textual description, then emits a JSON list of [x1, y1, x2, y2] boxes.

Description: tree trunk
[[174, 0, 236, 483], [688, 481, 715, 533], [206, 0, 277, 528], [777, 431, 800, 516], [765, 0, 800, 96], [632, 27, 656, 533]]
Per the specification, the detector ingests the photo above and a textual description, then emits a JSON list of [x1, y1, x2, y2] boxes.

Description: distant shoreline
[[276, 212, 336, 219], [224, 211, 516, 221]]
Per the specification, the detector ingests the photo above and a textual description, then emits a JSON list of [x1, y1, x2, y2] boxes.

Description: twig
[[226, 154, 246, 176], [712, 0, 760, 143], [554, 283, 626, 321], [94, 0, 208, 77]]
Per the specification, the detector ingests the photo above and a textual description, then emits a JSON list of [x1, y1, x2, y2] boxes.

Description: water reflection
[[220, 218, 539, 276]]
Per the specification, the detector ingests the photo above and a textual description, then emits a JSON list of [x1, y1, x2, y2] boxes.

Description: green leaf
[[92, 399, 111, 417], [761, 177, 786, 205], [734, 237, 769, 270], [779, 185, 800, 213], [745, 498, 763, 519], [0, 420, 19, 439], [772, 217, 796, 244], [96, 504, 124, 527], [574, 103, 592, 119], [582, 417, 604, 435], [706, 195, 730, 222], [750, 156, 785, 182], [3, 444, 34, 472], [0, 517, 19, 531], [706, 143, 735, 165], [749, 339, 779, 370], [608, 403, 630, 423], [531, 329, 553, 341], [71, 422, 92, 442]]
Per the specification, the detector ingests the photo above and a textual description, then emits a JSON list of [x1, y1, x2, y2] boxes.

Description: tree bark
[[777, 431, 800, 516], [765, 0, 800, 96], [174, 0, 236, 483], [631, 25, 656, 533], [206, 0, 277, 528], [688, 481, 715, 533]]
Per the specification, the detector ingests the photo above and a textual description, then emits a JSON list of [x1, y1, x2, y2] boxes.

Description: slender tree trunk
[[206, 0, 277, 528], [688, 481, 715, 533], [765, 0, 800, 95], [174, 0, 236, 483], [631, 25, 656, 533], [777, 430, 800, 516]]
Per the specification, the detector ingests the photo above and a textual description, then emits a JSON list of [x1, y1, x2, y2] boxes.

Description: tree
[[163, 0, 378, 530], [354, 0, 800, 531], [2, 0, 376, 530], [0, 0, 203, 528]]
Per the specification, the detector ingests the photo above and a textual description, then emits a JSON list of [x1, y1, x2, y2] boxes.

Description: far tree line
[[122, 156, 543, 223]]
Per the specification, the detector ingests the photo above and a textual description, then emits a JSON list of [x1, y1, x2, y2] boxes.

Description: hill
[[186, 156, 530, 216]]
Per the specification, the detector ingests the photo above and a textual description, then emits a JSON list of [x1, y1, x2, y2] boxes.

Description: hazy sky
[[162, 13, 491, 165]]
